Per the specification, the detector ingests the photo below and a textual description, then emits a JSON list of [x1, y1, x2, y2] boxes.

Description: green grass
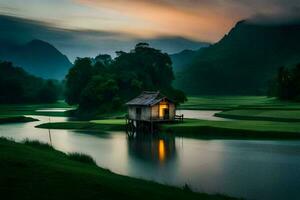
[[22, 139, 54, 150], [180, 96, 300, 110], [0, 115, 38, 124], [0, 100, 74, 117], [162, 119, 300, 139], [0, 138, 236, 200], [91, 119, 125, 125], [216, 110, 300, 122], [67, 152, 97, 166], [36, 120, 124, 131]]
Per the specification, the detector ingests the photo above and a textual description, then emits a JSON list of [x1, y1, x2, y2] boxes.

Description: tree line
[[65, 43, 186, 116], [0, 61, 62, 103], [268, 63, 300, 101]]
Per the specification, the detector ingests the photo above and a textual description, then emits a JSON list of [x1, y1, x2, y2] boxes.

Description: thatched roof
[[126, 91, 172, 106]]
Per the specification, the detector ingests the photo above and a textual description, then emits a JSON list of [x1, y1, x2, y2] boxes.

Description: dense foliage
[[174, 21, 300, 95], [65, 43, 186, 114], [268, 64, 300, 101], [0, 61, 62, 103]]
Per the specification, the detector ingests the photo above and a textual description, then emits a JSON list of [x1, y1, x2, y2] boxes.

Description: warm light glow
[[159, 102, 168, 118], [158, 139, 165, 162], [1, 1, 298, 43]]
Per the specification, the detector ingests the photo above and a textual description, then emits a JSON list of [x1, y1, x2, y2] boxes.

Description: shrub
[[67, 152, 97, 166], [23, 140, 53, 150]]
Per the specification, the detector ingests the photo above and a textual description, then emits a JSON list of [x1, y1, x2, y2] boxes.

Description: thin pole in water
[[48, 117, 52, 146]]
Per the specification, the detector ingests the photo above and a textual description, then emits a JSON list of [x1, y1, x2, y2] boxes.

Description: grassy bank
[[0, 101, 73, 117], [0, 115, 38, 124], [36, 119, 125, 131], [162, 119, 300, 139], [215, 110, 300, 122], [0, 138, 235, 200], [180, 96, 300, 110], [37, 118, 300, 140]]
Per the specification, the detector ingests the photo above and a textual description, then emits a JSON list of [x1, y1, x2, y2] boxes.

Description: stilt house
[[126, 91, 176, 122]]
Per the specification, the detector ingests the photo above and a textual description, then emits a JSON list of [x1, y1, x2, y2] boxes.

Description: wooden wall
[[128, 100, 175, 121]]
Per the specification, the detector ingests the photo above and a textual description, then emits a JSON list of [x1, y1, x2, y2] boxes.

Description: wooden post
[[151, 121, 153, 133]]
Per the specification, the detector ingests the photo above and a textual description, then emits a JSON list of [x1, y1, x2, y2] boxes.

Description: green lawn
[[0, 115, 38, 124], [91, 119, 125, 125], [36, 120, 124, 131], [0, 138, 235, 200], [162, 119, 300, 139], [180, 96, 300, 110], [216, 110, 300, 122], [0, 101, 74, 117]]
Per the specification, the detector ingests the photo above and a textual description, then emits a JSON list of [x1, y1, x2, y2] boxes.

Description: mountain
[[170, 49, 199, 72], [0, 15, 210, 61], [174, 20, 300, 95], [144, 37, 210, 55], [0, 39, 72, 79]]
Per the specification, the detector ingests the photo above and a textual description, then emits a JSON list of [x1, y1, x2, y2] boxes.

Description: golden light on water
[[159, 139, 166, 162]]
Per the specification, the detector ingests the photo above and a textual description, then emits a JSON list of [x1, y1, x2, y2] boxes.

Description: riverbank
[[180, 96, 300, 110], [0, 138, 235, 200], [0, 101, 73, 117], [215, 109, 300, 122], [36, 118, 300, 140], [162, 119, 300, 139], [36, 119, 124, 131], [0, 115, 38, 124]]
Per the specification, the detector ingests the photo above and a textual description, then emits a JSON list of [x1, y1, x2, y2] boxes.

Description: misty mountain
[[145, 37, 209, 55], [174, 20, 300, 95], [0, 15, 209, 61], [0, 39, 72, 79], [170, 49, 199, 72]]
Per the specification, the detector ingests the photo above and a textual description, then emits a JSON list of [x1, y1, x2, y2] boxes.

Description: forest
[[65, 43, 186, 116], [0, 61, 62, 103]]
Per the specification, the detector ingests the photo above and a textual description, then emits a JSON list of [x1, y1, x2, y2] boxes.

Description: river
[[0, 110, 300, 200]]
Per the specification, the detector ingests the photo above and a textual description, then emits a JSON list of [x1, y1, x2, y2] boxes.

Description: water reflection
[[127, 132, 176, 164], [2, 114, 300, 199]]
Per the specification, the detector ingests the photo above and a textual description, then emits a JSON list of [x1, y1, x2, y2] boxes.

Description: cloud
[[75, 0, 300, 41], [0, 15, 207, 61]]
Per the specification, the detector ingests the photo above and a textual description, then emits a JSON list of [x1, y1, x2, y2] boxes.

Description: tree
[[270, 64, 300, 101], [65, 58, 93, 105], [64, 44, 186, 116], [37, 80, 59, 103], [0, 61, 61, 103], [79, 75, 120, 111], [95, 54, 112, 66]]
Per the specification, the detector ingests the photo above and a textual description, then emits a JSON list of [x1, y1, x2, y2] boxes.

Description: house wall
[[169, 103, 176, 120], [128, 100, 176, 121], [128, 106, 151, 121], [151, 104, 159, 119]]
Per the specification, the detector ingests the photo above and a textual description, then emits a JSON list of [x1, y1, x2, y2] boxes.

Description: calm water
[[176, 110, 231, 121], [1, 112, 300, 200]]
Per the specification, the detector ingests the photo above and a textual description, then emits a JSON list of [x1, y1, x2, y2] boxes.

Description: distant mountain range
[[0, 15, 209, 61], [0, 39, 72, 79], [170, 49, 199, 72], [173, 20, 300, 95]]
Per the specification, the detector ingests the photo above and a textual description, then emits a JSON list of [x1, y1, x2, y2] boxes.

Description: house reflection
[[127, 132, 176, 164]]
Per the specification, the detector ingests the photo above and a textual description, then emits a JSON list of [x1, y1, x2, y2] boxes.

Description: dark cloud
[[0, 15, 208, 61]]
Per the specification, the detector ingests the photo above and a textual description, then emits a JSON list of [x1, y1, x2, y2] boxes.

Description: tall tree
[[65, 58, 93, 105]]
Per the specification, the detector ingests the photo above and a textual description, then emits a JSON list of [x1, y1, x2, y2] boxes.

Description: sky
[[0, 0, 299, 60]]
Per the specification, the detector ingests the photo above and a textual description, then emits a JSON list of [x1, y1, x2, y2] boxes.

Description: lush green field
[[0, 115, 38, 124], [0, 101, 73, 117], [180, 96, 300, 110], [216, 109, 300, 122], [162, 119, 300, 139], [36, 119, 124, 131], [37, 118, 300, 139], [0, 138, 235, 200]]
